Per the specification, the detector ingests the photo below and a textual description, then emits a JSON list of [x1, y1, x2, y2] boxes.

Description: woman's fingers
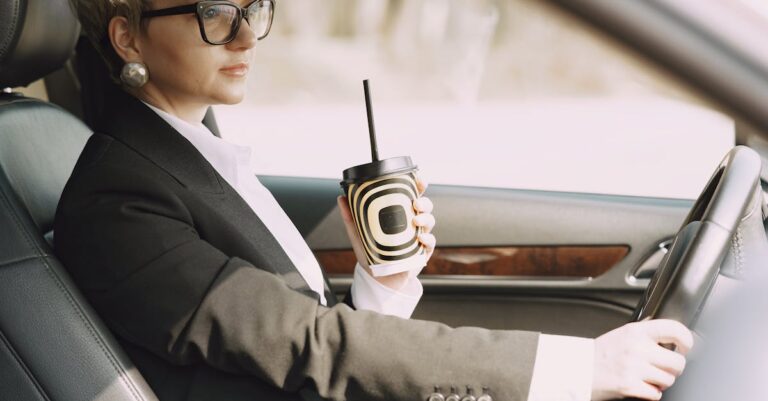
[[412, 189, 436, 256], [649, 344, 687, 376], [643, 365, 677, 391], [413, 213, 435, 233], [413, 196, 433, 213], [418, 232, 436, 254], [413, 193, 436, 254], [415, 174, 428, 196], [644, 319, 695, 356], [413, 197, 435, 232], [625, 382, 663, 401]]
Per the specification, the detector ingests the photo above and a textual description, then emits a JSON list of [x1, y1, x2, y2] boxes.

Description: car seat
[[0, 0, 158, 400]]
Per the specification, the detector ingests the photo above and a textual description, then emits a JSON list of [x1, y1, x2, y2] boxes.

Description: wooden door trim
[[315, 245, 629, 278]]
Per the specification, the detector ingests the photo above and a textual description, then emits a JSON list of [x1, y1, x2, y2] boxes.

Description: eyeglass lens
[[200, 0, 273, 44]]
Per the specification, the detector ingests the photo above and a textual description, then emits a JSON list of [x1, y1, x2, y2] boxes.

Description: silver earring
[[120, 62, 149, 88]]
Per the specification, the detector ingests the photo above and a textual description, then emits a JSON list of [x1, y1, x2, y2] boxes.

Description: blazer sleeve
[[54, 162, 540, 401]]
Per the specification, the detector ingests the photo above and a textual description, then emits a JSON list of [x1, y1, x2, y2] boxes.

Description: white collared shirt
[[142, 102, 594, 401], [142, 101, 423, 318]]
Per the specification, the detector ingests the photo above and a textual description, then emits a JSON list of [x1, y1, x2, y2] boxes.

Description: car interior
[[1, 0, 768, 400]]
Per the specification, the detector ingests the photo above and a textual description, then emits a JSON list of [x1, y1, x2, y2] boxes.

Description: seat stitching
[[0, 329, 52, 401], [730, 226, 743, 275], [0, 181, 38, 265], [0, 1, 21, 59], [39, 257, 148, 401], [0, 254, 44, 269], [0, 185, 148, 401], [736, 227, 744, 274]]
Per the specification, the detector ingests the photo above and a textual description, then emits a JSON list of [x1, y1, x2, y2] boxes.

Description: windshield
[[656, 0, 768, 70]]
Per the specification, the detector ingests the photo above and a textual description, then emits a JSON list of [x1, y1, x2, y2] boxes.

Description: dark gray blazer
[[54, 87, 539, 401]]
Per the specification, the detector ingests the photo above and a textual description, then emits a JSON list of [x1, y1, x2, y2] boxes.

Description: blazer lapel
[[95, 87, 319, 298], [95, 86, 223, 194]]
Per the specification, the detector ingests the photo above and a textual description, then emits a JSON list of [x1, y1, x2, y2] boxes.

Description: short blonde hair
[[69, 0, 151, 83]]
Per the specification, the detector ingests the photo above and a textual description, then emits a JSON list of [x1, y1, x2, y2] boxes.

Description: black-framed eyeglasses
[[141, 0, 275, 45]]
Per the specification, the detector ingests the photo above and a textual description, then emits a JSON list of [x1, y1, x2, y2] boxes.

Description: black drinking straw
[[363, 79, 379, 162]]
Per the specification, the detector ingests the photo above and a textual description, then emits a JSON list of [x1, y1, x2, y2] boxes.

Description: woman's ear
[[108, 16, 142, 63]]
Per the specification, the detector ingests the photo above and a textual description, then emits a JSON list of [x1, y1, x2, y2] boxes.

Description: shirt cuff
[[350, 262, 423, 319], [526, 334, 594, 401]]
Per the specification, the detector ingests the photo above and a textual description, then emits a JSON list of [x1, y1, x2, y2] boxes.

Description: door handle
[[631, 239, 673, 280]]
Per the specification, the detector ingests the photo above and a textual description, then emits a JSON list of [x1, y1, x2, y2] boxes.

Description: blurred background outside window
[[215, 0, 740, 199]]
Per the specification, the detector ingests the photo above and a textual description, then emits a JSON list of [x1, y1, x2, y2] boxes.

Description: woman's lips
[[220, 63, 249, 77]]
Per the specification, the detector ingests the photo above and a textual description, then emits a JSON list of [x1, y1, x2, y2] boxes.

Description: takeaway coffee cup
[[341, 156, 428, 276], [341, 80, 428, 276]]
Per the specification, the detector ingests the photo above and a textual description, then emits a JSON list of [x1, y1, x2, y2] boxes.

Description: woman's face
[[137, 0, 258, 108]]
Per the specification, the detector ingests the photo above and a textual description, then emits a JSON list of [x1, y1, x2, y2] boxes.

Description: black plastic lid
[[341, 156, 417, 185]]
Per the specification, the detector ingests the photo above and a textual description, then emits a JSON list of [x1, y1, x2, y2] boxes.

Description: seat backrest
[[0, 1, 158, 400], [0, 96, 87, 240]]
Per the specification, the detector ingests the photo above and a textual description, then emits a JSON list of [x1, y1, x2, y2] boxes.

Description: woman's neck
[[129, 87, 208, 125]]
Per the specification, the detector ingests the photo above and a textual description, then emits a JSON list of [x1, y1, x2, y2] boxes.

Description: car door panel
[[261, 175, 693, 336]]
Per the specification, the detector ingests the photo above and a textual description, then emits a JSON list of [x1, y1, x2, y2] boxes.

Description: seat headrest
[[0, 0, 80, 88]]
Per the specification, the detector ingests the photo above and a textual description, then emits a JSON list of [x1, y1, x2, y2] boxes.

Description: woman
[[56, 1, 693, 401]]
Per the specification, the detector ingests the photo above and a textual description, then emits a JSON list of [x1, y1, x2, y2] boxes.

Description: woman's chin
[[212, 89, 247, 105]]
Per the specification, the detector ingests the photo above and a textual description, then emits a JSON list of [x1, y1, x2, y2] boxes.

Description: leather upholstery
[[0, 95, 159, 401], [0, 0, 80, 88], [0, 1, 159, 400], [0, 96, 89, 234], [0, 187, 158, 401]]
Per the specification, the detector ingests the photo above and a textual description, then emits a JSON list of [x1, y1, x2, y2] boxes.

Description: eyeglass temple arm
[[141, 4, 197, 18]]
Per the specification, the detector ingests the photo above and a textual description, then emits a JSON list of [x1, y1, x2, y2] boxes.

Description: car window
[[214, 0, 737, 200]]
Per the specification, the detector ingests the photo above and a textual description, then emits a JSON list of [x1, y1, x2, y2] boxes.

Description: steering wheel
[[631, 146, 764, 327]]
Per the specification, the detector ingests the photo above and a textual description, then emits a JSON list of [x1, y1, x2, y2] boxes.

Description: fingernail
[[418, 232, 433, 242]]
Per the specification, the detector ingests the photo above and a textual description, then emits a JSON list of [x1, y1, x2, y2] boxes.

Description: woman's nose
[[229, 17, 258, 50]]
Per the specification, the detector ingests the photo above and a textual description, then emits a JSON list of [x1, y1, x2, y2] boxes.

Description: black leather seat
[[0, 1, 157, 400]]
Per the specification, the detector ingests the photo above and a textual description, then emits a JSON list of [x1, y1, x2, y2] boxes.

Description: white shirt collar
[[140, 101, 251, 189]]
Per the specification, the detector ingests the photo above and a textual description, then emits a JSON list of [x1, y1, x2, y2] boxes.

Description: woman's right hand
[[592, 319, 694, 400]]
